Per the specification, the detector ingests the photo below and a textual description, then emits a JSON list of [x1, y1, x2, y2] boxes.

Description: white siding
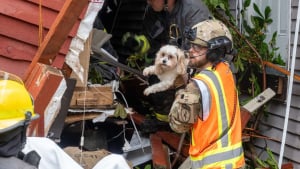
[[230, 0, 300, 168], [254, 0, 300, 168]]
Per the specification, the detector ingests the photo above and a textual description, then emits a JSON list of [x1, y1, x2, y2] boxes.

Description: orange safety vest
[[190, 62, 245, 169]]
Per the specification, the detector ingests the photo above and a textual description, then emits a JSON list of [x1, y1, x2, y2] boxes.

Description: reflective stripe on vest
[[203, 70, 230, 147], [191, 143, 244, 169], [194, 70, 230, 147], [192, 79, 211, 120], [190, 63, 244, 168]]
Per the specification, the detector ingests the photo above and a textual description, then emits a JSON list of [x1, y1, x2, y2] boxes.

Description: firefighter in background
[[0, 71, 40, 169], [169, 19, 245, 168], [0, 71, 131, 169], [145, 0, 210, 50], [122, 32, 151, 67], [122, 0, 211, 65]]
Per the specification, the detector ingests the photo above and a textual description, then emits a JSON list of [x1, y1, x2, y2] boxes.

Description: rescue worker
[[0, 71, 131, 169], [169, 19, 245, 168], [145, 0, 211, 50], [123, 0, 211, 65], [0, 71, 40, 169], [136, 0, 211, 132]]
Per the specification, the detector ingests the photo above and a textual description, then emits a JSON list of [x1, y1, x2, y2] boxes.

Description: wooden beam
[[129, 113, 146, 126], [150, 134, 170, 169], [26, 63, 64, 136], [23, 0, 89, 82], [156, 131, 189, 158]]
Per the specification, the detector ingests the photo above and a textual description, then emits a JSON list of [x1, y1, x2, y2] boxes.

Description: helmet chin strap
[[164, 0, 168, 11]]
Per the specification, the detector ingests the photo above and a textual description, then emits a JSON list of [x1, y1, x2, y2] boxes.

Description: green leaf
[[265, 6, 272, 19], [256, 157, 268, 168], [260, 42, 269, 60], [144, 164, 152, 169], [219, 3, 225, 10], [251, 16, 265, 29], [272, 54, 285, 66], [267, 148, 278, 166], [253, 3, 263, 18], [244, 0, 251, 8], [242, 20, 253, 34], [265, 18, 273, 24]]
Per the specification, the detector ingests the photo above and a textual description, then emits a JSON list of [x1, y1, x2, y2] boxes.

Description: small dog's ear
[[176, 49, 187, 75]]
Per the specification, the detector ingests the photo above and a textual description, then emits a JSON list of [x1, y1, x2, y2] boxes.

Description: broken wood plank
[[26, 63, 64, 136], [156, 131, 189, 158], [150, 133, 170, 169], [65, 113, 102, 124], [23, 0, 89, 81], [241, 107, 251, 130], [130, 113, 146, 126], [281, 163, 294, 169]]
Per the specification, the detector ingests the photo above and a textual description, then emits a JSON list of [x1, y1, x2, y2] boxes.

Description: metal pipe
[[278, 0, 298, 167]]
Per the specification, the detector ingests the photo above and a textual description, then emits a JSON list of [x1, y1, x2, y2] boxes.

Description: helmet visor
[[0, 71, 24, 85]]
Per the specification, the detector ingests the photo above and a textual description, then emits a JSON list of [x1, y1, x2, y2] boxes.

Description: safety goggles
[[190, 43, 207, 52]]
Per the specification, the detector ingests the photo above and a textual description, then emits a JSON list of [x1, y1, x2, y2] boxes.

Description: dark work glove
[[18, 151, 41, 168]]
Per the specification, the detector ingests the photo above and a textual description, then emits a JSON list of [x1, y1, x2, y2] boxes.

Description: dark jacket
[[144, 0, 211, 54], [141, 0, 210, 117], [168, 0, 211, 49], [0, 157, 37, 169]]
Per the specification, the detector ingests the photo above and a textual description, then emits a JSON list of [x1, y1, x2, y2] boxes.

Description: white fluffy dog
[[143, 44, 188, 96]]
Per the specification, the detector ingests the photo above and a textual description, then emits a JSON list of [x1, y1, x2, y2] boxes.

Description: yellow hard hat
[[0, 71, 39, 134]]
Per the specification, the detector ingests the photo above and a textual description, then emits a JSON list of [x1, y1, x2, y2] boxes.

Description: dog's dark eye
[[161, 52, 165, 57], [168, 55, 173, 59]]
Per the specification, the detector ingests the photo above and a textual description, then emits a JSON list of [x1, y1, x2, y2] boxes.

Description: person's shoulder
[[179, 0, 209, 14], [181, 0, 206, 6]]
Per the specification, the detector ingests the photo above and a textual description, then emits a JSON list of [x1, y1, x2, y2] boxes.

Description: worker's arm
[[169, 81, 202, 133]]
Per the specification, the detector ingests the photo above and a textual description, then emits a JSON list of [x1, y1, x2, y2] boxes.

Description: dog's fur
[[143, 44, 188, 96]]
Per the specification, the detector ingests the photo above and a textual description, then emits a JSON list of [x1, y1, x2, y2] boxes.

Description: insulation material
[[65, 1, 104, 84], [44, 78, 67, 135]]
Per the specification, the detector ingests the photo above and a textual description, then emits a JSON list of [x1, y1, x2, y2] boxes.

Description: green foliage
[[203, 0, 234, 22], [255, 148, 279, 169], [134, 164, 152, 169], [204, 0, 285, 97], [203, 0, 229, 11], [239, 1, 285, 96], [202, 1, 284, 168], [89, 62, 106, 84]]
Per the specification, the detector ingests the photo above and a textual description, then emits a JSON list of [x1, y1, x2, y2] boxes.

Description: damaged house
[[1, 0, 300, 168]]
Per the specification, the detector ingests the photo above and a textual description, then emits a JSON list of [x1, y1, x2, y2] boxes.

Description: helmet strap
[[21, 112, 32, 149], [164, 0, 168, 11]]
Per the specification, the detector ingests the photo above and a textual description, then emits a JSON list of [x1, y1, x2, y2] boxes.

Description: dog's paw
[[143, 68, 151, 76], [143, 88, 152, 96]]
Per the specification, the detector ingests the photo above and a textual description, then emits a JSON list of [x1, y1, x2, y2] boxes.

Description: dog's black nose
[[162, 60, 167, 64]]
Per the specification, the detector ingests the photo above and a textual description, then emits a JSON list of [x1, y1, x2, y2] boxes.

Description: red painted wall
[[0, 0, 83, 77]]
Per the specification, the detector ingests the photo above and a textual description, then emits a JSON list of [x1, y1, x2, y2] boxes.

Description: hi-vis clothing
[[189, 62, 244, 169]]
